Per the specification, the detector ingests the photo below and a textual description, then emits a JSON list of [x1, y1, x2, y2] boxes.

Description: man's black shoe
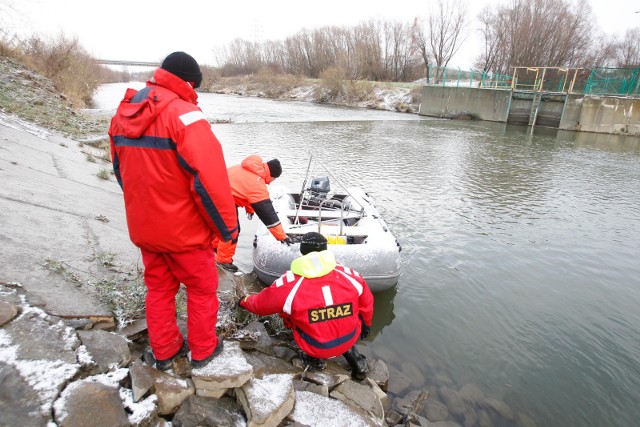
[[300, 352, 327, 370], [191, 339, 225, 370], [343, 346, 369, 380], [155, 340, 189, 371], [216, 262, 239, 272], [352, 354, 369, 381]]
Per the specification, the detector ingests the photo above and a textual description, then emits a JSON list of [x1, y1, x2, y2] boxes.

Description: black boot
[[300, 352, 327, 370], [343, 346, 368, 380]]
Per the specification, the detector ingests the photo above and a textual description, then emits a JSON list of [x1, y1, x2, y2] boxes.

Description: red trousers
[[140, 246, 219, 360]]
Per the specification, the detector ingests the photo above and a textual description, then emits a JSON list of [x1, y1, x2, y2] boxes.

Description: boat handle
[[318, 199, 346, 236]]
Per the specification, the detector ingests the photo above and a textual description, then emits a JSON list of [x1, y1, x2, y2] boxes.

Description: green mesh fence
[[425, 65, 640, 96], [426, 66, 512, 89], [585, 67, 640, 96]]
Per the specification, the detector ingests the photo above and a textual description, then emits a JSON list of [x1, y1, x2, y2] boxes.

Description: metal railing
[[424, 65, 640, 96], [425, 66, 512, 89]]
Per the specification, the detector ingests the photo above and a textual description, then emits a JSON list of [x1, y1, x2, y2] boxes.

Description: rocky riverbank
[[2, 275, 421, 427]]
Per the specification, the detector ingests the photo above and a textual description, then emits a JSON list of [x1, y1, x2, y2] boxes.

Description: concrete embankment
[[419, 85, 640, 136]]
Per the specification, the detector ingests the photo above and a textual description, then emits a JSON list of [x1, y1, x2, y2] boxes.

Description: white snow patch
[[0, 111, 51, 139], [291, 390, 371, 427], [191, 341, 252, 376], [75, 345, 95, 366], [52, 368, 130, 423], [58, 320, 81, 350], [119, 387, 158, 425], [17, 301, 49, 320], [0, 330, 80, 413], [0, 286, 18, 298], [245, 374, 293, 414], [87, 367, 129, 386], [0, 329, 19, 360], [155, 374, 188, 389], [16, 359, 79, 409]]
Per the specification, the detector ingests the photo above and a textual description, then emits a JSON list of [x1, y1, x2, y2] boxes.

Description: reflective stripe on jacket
[[108, 68, 238, 252], [240, 250, 374, 359]]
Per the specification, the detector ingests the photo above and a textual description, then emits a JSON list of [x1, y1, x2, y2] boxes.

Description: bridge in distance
[[96, 59, 159, 67]]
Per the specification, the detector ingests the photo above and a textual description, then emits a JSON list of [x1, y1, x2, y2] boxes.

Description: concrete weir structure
[[418, 86, 640, 136]]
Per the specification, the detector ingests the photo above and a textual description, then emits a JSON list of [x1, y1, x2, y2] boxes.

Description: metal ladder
[[528, 92, 542, 133]]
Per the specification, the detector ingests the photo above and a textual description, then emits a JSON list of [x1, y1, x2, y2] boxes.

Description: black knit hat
[[267, 159, 282, 178], [161, 51, 203, 89], [300, 232, 327, 255]]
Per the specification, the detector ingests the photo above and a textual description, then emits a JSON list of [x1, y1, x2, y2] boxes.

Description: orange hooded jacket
[[227, 155, 286, 241], [108, 68, 238, 252]]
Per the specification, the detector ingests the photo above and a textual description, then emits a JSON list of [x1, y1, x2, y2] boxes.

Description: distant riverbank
[[1, 57, 421, 143], [205, 75, 422, 114]]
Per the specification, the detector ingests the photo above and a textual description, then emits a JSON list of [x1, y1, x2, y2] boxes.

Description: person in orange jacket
[[214, 154, 292, 272], [239, 232, 372, 380], [109, 51, 238, 370]]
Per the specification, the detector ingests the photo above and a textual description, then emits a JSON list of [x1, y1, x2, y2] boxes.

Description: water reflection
[[369, 286, 397, 339]]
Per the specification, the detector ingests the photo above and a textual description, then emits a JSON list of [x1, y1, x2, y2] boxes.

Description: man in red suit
[[109, 51, 238, 370], [239, 232, 372, 379]]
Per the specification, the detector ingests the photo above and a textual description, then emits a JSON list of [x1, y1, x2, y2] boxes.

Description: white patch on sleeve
[[179, 110, 206, 126], [276, 271, 294, 287], [336, 269, 363, 295], [283, 277, 304, 315], [322, 286, 333, 306]]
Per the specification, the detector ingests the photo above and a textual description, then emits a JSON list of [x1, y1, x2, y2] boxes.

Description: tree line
[[2, 0, 638, 109], [214, 0, 640, 82]]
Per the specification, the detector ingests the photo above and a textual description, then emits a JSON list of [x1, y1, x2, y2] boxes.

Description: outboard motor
[[303, 176, 335, 208], [309, 176, 330, 199]]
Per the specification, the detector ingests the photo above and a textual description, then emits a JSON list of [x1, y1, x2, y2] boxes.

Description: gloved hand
[[281, 237, 293, 246], [360, 323, 371, 340], [246, 213, 254, 220], [237, 295, 248, 309]]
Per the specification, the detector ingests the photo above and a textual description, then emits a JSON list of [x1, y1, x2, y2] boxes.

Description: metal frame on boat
[[252, 157, 402, 292]]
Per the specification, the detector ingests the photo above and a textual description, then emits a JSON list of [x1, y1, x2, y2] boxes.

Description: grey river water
[[93, 83, 640, 427]]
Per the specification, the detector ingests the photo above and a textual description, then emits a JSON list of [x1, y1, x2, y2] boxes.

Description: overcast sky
[[3, 0, 638, 70]]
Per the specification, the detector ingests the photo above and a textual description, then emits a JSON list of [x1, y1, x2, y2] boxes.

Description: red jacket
[[108, 68, 238, 252], [227, 155, 286, 241], [240, 250, 374, 359]]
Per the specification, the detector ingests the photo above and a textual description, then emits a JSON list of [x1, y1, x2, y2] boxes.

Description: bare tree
[[615, 27, 640, 68], [473, 6, 506, 72], [352, 20, 384, 80], [414, 19, 432, 81], [214, 18, 421, 82], [426, 0, 469, 77], [581, 33, 618, 69], [216, 38, 264, 75], [382, 20, 414, 81], [476, 0, 595, 75]]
